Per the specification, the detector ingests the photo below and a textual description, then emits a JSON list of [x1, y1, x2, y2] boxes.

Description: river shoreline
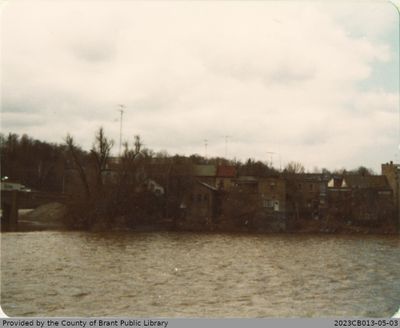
[[8, 203, 398, 235]]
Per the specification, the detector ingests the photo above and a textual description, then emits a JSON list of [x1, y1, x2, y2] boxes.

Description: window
[[263, 200, 274, 208], [197, 194, 202, 202]]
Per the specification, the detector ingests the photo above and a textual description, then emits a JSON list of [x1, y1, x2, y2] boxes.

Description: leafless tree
[[284, 161, 305, 174], [65, 134, 91, 199], [90, 127, 114, 189]]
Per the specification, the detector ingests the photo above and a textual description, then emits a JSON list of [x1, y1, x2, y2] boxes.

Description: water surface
[[1, 231, 399, 317]]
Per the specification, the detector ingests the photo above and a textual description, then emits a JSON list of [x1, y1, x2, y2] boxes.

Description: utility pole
[[204, 139, 208, 159], [118, 104, 125, 157]]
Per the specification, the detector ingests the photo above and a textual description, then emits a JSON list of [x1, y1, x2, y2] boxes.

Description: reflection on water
[[1, 231, 399, 317]]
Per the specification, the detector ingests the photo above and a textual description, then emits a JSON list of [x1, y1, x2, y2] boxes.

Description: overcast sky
[[1, 1, 399, 172]]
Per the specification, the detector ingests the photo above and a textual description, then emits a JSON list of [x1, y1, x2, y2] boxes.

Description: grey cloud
[[1, 1, 396, 172], [72, 41, 116, 63], [1, 113, 45, 129], [130, 94, 178, 112], [267, 65, 316, 85], [205, 58, 316, 86]]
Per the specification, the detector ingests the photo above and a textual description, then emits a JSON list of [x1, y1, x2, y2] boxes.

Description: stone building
[[222, 174, 287, 231], [381, 161, 400, 230], [216, 165, 237, 191], [285, 173, 330, 220], [179, 181, 219, 229], [327, 174, 395, 226]]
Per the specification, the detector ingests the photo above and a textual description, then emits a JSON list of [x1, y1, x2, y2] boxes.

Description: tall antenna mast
[[118, 104, 125, 157], [266, 151, 275, 168], [204, 139, 208, 159], [224, 135, 231, 159]]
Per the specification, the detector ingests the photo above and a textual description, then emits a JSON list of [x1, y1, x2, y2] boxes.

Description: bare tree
[[65, 134, 91, 199], [134, 135, 142, 154], [90, 127, 114, 189], [284, 161, 305, 174]]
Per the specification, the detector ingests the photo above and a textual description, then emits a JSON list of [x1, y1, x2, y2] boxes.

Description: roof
[[193, 165, 217, 177], [329, 176, 344, 188], [234, 176, 258, 184], [198, 181, 218, 191], [344, 175, 390, 189], [216, 165, 236, 178], [287, 173, 329, 182]]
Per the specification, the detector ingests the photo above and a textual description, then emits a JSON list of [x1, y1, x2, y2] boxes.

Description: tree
[[353, 166, 374, 176], [91, 127, 114, 189], [284, 161, 305, 174], [65, 134, 91, 199]]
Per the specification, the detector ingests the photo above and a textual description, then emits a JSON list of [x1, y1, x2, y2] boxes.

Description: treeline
[[0, 131, 375, 192], [1, 130, 376, 230], [0, 133, 66, 192]]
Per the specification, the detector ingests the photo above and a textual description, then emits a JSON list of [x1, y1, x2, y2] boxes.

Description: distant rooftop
[[193, 165, 217, 177], [216, 165, 236, 178], [344, 175, 390, 189]]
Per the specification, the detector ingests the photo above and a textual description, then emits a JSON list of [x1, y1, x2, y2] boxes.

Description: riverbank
[[16, 202, 67, 231], [12, 204, 398, 235]]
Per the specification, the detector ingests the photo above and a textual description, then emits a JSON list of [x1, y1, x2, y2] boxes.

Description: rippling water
[[1, 231, 399, 317]]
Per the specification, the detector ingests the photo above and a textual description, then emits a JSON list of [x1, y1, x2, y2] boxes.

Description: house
[[258, 176, 286, 213], [381, 162, 400, 220], [223, 174, 287, 231], [145, 179, 164, 195], [193, 164, 217, 185], [179, 181, 219, 229], [216, 165, 237, 191], [285, 173, 330, 220], [232, 176, 259, 193], [327, 175, 392, 193], [0, 181, 29, 192], [327, 174, 394, 224]]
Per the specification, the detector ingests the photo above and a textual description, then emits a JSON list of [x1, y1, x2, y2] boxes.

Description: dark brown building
[[327, 174, 395, 225], [179, 181, 219, 229]]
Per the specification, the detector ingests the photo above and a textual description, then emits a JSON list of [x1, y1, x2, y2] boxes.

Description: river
[[1, 231, 399, 317]]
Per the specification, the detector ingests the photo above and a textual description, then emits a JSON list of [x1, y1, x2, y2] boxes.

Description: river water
[[1, 231, 399, 317]]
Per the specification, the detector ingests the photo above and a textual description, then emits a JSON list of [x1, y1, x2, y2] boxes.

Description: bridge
[[1, 190, 67, 232]]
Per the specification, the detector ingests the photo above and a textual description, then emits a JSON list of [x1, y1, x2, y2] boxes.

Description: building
[[381, 161, 400, 207], [222, 174, 287, 231], [193, 164, 217, 185], [327, 174, 394, 225], [179, 181, 219, 229], [381, 162, 400, 231], [216, 165, 237, 191], [285, 173, 330, 220], [0, 181, 29, 192], [258, 176, 286, 213]]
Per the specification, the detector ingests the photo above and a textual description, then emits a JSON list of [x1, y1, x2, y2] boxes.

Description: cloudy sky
[[1, 1, 399, 172]]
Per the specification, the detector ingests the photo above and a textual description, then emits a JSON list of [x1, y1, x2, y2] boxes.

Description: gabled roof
[[328, 176, 345, 188], [193, 165, 217, 177], [216, 165, 236, 178]]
